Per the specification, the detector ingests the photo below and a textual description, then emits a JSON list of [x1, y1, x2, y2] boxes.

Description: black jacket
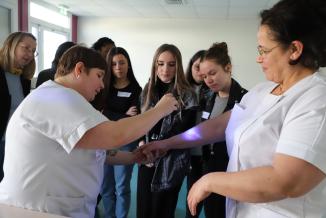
[[141, 82, 198, 192], [35, 68, 55, 88], [0, 67, 31, 140], [201, 78, 247, 170]]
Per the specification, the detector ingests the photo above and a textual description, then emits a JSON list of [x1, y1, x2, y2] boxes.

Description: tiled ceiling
[[41, 0, 279, 19]]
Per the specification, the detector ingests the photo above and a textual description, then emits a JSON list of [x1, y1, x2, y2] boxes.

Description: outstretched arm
[[105, 149, 147, 165], [140, 110, 231, 157], [76, 94, 178, 150]]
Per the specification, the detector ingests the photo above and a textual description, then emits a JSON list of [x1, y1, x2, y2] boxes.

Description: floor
[[97, 165, 205, 218]]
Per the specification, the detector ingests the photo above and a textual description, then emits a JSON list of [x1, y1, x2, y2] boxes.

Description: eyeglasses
[[257, 45, 279, 56], [18, 44, 39, 57]]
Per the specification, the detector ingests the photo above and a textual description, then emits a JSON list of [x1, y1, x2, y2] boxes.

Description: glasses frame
[[18, 44, 39, 57], [257, 44, 279, 56]]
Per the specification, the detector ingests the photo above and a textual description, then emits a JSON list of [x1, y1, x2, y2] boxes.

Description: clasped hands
[[132, 141, 168, 164]]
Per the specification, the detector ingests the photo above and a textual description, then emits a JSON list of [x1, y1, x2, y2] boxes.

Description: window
[[0, 5, 11, 44], [0, 0, 18, 44], [30, 2, 70, 29], [29, 0, 71, 81]]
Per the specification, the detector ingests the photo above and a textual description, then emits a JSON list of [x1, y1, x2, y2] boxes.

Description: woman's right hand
[[154, 93, 178, 116], [126, 106, 138, 116]]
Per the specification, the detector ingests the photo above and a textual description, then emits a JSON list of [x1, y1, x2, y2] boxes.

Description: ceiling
[[41, 0, 279, 19]]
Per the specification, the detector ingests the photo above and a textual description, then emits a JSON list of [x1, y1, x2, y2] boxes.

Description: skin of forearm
[[165, 112, 230, 150], [111, 107, 169, 147], [105, 151, 134, 165], [77, 107, 167, 149], [203, 168, 288, 203], [203, 165, 320, 203]]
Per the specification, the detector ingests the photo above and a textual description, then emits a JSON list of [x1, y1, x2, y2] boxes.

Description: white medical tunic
[[0, 81, 108, 218], [225, 72, 326, 218]]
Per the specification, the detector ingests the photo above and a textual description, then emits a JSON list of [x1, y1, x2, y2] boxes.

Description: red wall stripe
[[18, 0, 28, 31], [72, 15, 78, 43]]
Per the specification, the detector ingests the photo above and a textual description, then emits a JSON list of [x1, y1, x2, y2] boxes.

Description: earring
[[76, 74, 80, 79]]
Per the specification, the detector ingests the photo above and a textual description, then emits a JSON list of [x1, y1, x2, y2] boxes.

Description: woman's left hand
[[187, 175, 211, 216]]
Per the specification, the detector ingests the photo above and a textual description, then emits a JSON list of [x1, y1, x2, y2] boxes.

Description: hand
[[187, 175, 211, 216], [154, 93, 178, 117], [126, 106, 138, 116], [139, 141, 168, 160], [133, 146, 155, 164]]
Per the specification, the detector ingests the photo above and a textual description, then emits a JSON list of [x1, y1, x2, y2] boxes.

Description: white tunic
[[0, 81, 108, 218], [225, 72, 326, 218]]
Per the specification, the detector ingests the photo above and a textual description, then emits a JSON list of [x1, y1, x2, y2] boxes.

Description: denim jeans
[[100, 141, 137, 218]]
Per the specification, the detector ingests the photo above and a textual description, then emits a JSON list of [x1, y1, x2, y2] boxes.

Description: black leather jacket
[[0, 67, 31, 140], [141, 82, 198, 192]]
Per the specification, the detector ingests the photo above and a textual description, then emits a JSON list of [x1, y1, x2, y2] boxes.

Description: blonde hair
[[0, 32, 36, 79]]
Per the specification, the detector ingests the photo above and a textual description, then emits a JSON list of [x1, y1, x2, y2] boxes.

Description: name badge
[[117, 91, 131, 97], [201, 111, 210, 120]]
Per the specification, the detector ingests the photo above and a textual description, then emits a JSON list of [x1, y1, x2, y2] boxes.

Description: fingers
[[137, 142, 167, 164], [166, 93, 179, 109], [126, 106, 138, 116], [187, 197, 197, 216], [187, 189, 197, 216], [133, 150, 146, 163]]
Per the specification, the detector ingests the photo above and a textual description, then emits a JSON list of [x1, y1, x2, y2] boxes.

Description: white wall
[[78, 17, 266, 89], [0, 0, 18, 44]]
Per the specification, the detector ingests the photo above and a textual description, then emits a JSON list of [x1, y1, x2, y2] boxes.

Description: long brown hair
[[142, 44, 193, 111]]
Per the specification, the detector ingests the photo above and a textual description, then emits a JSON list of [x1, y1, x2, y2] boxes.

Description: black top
[[201, 78, 247, 165], [36, 67, 55, 88], [103, 81, 142, 121], [0, 67, 31, 140]]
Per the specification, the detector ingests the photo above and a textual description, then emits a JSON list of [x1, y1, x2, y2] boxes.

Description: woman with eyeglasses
[[0, 32, 37, 181], [141, 0, 326, 217]]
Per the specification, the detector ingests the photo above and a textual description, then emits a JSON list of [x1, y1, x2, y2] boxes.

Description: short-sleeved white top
[[0, 81, 108, 218], [225, 72, 326, 218]]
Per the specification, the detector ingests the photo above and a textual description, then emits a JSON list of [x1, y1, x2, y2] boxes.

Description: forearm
[[112, 107, 166, 146], [204, 167, 289, 203], [106, 151, 135, 165], [77, 106, 167, 149], [164, 111, 230, 150], [199, 152, 326, 203]]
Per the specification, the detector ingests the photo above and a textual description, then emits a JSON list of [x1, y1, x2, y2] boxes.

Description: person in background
[[36, 41, 76, 87], [186, 42, 247, 218], [141, 0, 326, 217], [184, 49, 207, 218], [137, 44, 198, 218], [91, 36, 115, 217], [91, 37, 115, 59], [0, 45, 178, 218], [0, 32, 37, 181], [100, 47, 142, 218]]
